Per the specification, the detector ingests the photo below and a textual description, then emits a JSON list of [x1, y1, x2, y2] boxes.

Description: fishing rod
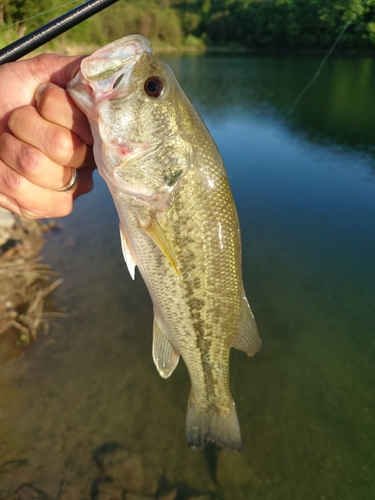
[[0, 0, 119, 65]]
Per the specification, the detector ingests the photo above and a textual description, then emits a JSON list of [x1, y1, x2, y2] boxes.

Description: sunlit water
[[1, 54, 375, 499]]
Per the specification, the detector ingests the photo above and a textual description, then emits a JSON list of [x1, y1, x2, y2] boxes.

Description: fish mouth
[[68, 34, 153, 113], [80, 34, 153, 82]]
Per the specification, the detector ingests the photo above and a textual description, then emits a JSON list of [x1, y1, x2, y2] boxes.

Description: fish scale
[[68, 34, 261, 450]]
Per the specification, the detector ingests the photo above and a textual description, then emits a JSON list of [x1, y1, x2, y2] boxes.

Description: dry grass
[[0, 216, 64, 345]]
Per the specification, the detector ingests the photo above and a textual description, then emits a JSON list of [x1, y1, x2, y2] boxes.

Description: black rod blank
[[0, 0, 119, 65]]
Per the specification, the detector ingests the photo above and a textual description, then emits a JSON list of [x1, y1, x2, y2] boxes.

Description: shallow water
[[1, 54, 375, 499]]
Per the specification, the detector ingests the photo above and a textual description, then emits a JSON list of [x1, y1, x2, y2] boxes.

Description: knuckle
[[18, 145, 44, 175], [30, 54, 61, 80], [31, 53, 53, 69], [50, 129, 73, 161], [37, 86, 61, 118], [7, 107, 24, 132]]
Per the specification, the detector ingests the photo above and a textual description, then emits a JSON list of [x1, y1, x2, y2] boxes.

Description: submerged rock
[[186, 496, 213, 500], [56, 482, 85, 500], [14, 484, 49, 500], [92, 479, 123, 500], [124, 494, 155, 500], [95, 445, 160, 496], [158, 490, 177, 500]]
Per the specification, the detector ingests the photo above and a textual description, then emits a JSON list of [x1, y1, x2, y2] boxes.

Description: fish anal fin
[[186, 391, 242, 451], [141, 218, 181, 277], [119, 223, 136, 280], [233, 295, 261, 356], [152, 317, 180, 379]]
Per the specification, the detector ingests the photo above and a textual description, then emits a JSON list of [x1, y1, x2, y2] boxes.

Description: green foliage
[[0, 0, 375, 50], [63, 1, 183, 46], [202, 0, 375, 49], [2, 0, 60, 33]]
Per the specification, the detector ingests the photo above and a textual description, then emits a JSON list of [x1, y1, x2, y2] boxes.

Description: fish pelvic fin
[[233, 294, 261, 356], [152, 317, 180, 379], [119, 223, 136, 280], [141, 218, 181, 278], [186, 392, 242, 451]]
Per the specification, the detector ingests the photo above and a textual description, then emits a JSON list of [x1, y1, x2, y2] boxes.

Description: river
[[0, 53, 374, 499]]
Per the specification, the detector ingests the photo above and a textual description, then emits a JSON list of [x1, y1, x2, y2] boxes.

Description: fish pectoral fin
[[119, 223, 137, 280], [152, 317, 180, 379], [141, 218, 181, 277], [233, 294, 261, 356]]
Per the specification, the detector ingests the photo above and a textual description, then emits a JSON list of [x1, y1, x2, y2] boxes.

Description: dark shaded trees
[[0, 0, 374, 50]]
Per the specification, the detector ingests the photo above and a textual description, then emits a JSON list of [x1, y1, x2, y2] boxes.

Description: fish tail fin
[[186, 391, 242, 451]]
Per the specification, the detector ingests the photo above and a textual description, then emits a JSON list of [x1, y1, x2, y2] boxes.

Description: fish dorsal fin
[[119, 223, 136, 280], [141, 218, 181, 277], [233, 294, 261, 356], [152, 317, 180, 379]]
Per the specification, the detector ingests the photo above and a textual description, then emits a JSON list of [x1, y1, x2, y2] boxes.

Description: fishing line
[[0, 0, 79, 33], [286, 0, 368, 117]]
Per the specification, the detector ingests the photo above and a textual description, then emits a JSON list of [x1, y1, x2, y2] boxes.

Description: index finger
[[35, 82, 93, 146]]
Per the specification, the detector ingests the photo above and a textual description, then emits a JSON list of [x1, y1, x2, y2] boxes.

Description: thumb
[[26, 53, 86, 88]]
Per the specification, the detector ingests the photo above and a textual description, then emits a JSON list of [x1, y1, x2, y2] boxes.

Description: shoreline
[[0, 209, 63, 353], [23, 39, 375, 59]]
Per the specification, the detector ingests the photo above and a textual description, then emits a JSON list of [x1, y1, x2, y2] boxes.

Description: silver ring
[[55, 168, 78, 192]]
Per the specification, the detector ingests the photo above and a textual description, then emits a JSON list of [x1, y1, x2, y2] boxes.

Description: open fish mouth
[[68, 34, 153, 111], [81, 34, 153, 79]]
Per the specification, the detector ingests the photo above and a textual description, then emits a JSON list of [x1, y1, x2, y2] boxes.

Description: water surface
[[1, 54, 375, 499]]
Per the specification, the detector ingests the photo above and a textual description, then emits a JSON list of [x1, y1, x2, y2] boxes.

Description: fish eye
[[113, 73, 124, 89], [144, 76, 164, 98]]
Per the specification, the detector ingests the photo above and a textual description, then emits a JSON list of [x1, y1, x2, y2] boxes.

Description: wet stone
[[95, 444, 128, 465], [186, 496, 213, 500], [57, 483, 85, 500], [96, 446, 159, 496], [158, 490, 177, 500], [14, 484, 49, 500], [123, 494, 155, 500], [92, 479, 123, 500]]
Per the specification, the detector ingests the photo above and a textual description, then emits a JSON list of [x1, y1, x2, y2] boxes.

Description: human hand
[[0, 53, 95, 218]]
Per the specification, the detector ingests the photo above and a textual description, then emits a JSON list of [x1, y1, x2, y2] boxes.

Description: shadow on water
[[168, 53, 375, 160], [1, 53, 375, 499]]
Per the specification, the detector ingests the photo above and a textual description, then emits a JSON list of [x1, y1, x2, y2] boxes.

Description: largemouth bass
[[68, 34, 261, 451]]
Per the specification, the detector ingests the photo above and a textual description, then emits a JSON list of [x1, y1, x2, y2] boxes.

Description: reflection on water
[[170, 54, 375, 153], [1, 54, 375, 499]]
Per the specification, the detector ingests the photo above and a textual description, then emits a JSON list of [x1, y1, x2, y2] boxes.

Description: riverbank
[[36, 38, 375, 60], [0, 209, 63, 353]]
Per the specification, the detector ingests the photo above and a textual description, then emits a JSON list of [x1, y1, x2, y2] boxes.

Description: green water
[[1, 54, 375, 499]]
